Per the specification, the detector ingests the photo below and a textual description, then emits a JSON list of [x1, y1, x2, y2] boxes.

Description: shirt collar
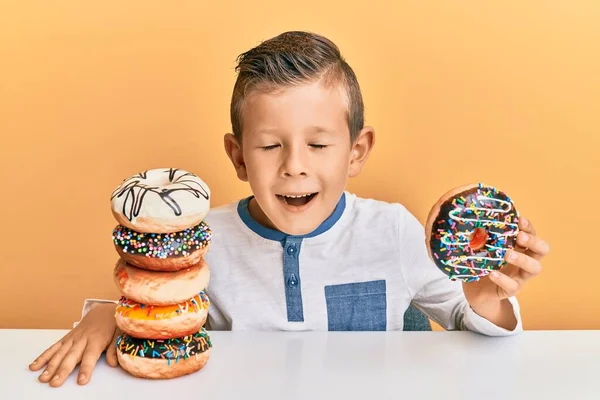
[[237, 192, 346, 242]]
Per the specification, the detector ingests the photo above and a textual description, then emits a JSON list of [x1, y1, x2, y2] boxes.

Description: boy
[[29, 31, 550, 387]]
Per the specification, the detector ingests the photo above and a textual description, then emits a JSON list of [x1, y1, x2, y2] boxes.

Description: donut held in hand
[[115, 292, 210, 339], [113, 258, 210, 305], [425, 183, 519, 282], [116, 328, 212, 379], [111, 168, 210, 234], [112, 220, 212, 271]]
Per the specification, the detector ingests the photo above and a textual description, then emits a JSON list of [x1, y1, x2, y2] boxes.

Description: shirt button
[[287, 274, 298, 288], [286, 245, 296, 256]]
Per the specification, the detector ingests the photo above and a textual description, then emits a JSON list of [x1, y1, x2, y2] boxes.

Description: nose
[[281, 145, 308, 178]]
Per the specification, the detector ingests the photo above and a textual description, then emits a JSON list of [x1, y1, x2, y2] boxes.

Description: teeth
[[283, 193, 312, 198]]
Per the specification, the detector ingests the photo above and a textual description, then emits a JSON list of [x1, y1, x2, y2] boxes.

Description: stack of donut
[[109, 168, 213, 379]]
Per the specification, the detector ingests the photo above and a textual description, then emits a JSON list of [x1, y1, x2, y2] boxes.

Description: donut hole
[[469, 228, 488, 251], [145, 174, 175, 188]]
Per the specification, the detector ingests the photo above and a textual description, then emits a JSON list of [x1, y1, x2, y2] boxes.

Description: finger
[[518, 216, 537, 236], [49, 339, 88, 387], [505, 249, 542, 279], [506, 250, 542, 283], [38, 340, 73, 383], [30, 340, 64, 371], [489, 270, 520, 298], [105, 329, 120, 368], [517, 231, 550, 261], [77, 341, 106, 385]]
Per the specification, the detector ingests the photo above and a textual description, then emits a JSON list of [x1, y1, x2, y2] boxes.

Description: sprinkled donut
[[112, 220, 212, 271], [115, 292, 210, 339], [111, 168, 210, 234], [116, 328, 212, 379], [425, 183, 520, 282]]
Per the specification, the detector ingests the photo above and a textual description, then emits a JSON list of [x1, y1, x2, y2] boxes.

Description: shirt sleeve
[[397, 204, 523, 336], [72, 298, 118, 328], [203, 287, 230, 331]]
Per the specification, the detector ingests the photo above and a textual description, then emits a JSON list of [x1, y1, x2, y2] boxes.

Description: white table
[[2, 329, 599, 399]]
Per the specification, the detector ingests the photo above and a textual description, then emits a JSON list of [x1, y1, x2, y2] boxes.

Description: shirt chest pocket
[[324, 280, 387, 331]]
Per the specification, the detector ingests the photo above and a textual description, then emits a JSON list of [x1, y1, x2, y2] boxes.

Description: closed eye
[[309, 144, 328, 149], [261, 144, 280, 151]]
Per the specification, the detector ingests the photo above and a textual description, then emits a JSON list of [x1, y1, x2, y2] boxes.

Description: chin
[[271, 217, 320, 236], [282, 225, 317, 236]]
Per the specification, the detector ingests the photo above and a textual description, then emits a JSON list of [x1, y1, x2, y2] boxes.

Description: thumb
[[105, 329, 120, 368]]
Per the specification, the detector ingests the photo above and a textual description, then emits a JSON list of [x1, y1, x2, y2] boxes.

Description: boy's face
[[225, 80, 374, 235]]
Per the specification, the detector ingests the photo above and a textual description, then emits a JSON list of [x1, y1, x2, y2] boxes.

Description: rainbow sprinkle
[[112, 220, 212, 259], [116, 328, 212, 361]]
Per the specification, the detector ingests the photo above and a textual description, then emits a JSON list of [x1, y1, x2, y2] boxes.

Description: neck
[[248, 197, 279, 231]]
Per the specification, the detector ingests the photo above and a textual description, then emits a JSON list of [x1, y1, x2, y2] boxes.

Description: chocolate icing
[[116, 328, 212, 361], [112, 220, 212, 259], [429, 184, 519, 282]]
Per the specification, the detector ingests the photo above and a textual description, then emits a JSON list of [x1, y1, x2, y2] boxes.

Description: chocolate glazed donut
[[116, 328, 212, 379], [112, 220, 212, 271], [425, 183, 520, 282]]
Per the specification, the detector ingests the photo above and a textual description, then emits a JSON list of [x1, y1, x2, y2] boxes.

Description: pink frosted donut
[[111, 168, 210, 233]]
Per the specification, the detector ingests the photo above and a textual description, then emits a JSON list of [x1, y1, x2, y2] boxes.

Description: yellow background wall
[[1, 1, 598, 330]]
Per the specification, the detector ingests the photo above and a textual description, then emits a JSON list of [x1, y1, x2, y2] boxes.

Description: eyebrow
[[253, 128, 281, 136], [253, 126, 336, 136], [306, 126, 336, 135]]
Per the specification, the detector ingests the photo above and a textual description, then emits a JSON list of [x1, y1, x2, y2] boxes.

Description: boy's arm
[[73, 299, 118, 328], [397, 205, 523, 336], [409, 272, 522, 336]]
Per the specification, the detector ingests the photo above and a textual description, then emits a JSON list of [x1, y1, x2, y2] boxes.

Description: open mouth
[[276, 193, 318, 207]]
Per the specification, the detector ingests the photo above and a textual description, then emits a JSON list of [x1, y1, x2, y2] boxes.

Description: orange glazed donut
[[111, 168, 210, 234], [425, 183, 520, 282], [113, 258, 210, 306], [115, 292, 210, 339], [116, 328, 212, 379], [111, 220, 212, 271]]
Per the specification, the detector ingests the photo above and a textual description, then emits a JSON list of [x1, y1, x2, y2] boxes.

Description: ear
[[224, 133, 248, 182], [348, 126, 375, 178]]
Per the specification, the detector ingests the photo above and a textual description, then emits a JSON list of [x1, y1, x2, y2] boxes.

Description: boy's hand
[[462, 217, 550, 329], [29, 303, 120, 387]]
